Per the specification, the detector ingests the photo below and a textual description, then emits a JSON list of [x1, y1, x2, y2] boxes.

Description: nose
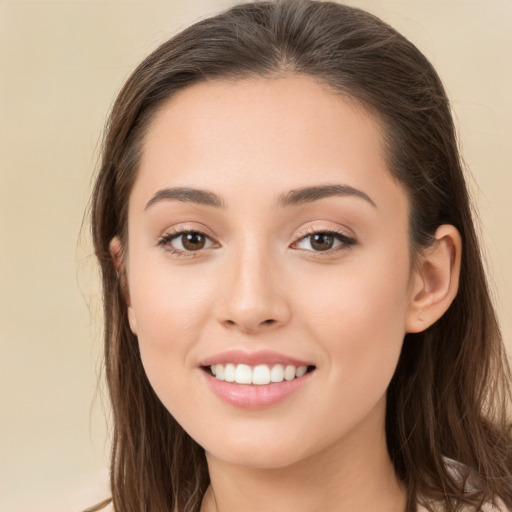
[[215, 243, 291, 334]]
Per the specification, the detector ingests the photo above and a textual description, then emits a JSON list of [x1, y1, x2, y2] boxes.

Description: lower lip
[[201, 369, 315, 409]]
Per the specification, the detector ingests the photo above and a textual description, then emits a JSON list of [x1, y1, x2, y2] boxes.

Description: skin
[[112, 75, 461, 512]]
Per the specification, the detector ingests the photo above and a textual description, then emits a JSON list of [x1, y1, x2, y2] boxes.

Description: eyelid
[[291, 225, 357, 254], [158, 222, 216, 240], [296, 224, 355, 241], [294, 224, 354, 240], [157, 223, 219, 256]]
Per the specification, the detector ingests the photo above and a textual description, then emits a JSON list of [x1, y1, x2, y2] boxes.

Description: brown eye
[[181, 232, 207, 251], [294, 230, 357, 253], [310, 233, 335, 251], [159, 230, 214, 253]]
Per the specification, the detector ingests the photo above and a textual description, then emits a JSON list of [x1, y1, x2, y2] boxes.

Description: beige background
[[0, 1, 510, 511]]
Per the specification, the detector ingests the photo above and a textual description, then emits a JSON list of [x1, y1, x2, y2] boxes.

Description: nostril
[[221, 317, 279, 332]]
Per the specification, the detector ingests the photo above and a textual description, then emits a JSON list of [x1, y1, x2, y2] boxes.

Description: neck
[[200, 398, 406, 512]]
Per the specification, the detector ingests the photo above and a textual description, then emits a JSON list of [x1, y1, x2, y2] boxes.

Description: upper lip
[[200, 349, 314, 368]]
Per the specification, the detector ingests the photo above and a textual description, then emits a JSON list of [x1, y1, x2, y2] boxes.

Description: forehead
[[132, 75, 405, 215]]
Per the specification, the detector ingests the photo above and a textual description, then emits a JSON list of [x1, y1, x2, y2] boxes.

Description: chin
[[201, 427, 333, 471], [206, 445, 309, 470]]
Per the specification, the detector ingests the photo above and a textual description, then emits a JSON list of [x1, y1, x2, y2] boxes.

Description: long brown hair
[[90, 1, 512, 511]]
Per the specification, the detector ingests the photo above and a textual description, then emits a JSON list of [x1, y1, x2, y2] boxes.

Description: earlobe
[[405, 225, 462, 333], [109, 237, 138, 335]]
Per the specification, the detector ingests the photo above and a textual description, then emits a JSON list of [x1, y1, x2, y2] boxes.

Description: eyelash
[[157, 227, 357, 257], [157, 229, 216, 258], [292, 227, 357, 255]]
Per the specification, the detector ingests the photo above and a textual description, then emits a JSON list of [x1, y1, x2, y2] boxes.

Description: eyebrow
[[145, 187, 226, 209], [145, 184, 376, 210], [276, 184, 376, 209]]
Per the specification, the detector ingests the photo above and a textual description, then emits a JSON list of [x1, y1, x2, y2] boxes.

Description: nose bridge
[[218, 236, 290, 333]]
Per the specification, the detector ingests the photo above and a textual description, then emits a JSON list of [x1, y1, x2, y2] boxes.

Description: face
[[121, 76, 416, 469]]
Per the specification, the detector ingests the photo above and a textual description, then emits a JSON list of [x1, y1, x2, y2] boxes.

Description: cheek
[[299, 246, 411, 386], [125, 257, 217, 399], [303, 242, 410, 326], [129, 256, 215, 338]]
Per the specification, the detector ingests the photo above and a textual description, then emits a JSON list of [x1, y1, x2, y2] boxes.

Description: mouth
[[202, 363, 316, 385], [199, 350, 317, 408]]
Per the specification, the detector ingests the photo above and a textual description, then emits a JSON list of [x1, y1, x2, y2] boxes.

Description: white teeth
[[296, 366, 307, 378], [284, 365, 296, 381], [252, 365, 271, 385], [224, 363, 236, 382], [215, 364, 225, 380], [235, 364, 252, 384], [210, 363, 311, 384], [270, 364, 284, 382]]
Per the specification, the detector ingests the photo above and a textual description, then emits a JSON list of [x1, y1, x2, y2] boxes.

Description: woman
[[88, 1, 512, 510]]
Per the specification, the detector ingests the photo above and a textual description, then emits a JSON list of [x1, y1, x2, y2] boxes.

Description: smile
[[209, 363, 310, 385], [200, 353, 316, 408]]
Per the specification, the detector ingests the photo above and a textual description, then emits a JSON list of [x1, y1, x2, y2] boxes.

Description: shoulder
[[417, 500, 510, 512], [417, 458, 511, 512], [481, 499, 510, 512], [489, 498, 512, 512]]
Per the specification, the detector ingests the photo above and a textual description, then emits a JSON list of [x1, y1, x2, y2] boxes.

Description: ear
[[109, 237, 138, 335], [405, 225, 462, 333]]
